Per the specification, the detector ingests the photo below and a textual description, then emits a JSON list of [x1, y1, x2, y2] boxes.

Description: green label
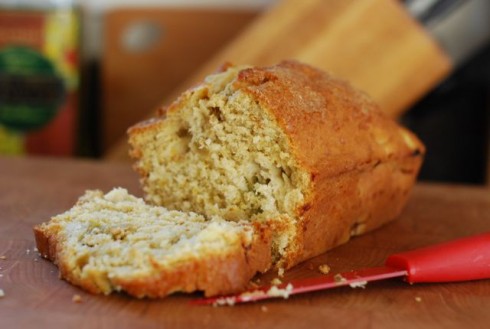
[[0, 46, 65, 131]]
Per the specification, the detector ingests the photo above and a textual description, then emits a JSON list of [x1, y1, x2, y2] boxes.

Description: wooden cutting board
[[1, 156, 489, 328], [105, 0, 451, 160]]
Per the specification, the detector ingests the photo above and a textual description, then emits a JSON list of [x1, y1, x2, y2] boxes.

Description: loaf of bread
[[128, 60, 425, 270], [34, 188, 271, 297]]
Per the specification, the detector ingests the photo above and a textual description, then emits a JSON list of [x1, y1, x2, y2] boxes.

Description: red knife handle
[[385, 233, 490, 283]]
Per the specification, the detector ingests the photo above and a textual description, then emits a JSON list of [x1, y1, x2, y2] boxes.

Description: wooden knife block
[[105, 0, 452, 161]]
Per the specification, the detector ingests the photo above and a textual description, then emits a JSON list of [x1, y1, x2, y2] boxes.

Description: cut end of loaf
[[34, 188, 272, 298]]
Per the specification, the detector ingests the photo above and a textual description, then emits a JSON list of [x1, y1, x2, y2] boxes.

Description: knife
[[191, 232, 490, 305]]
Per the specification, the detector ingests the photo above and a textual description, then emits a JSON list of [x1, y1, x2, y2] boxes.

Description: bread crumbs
[[415, 296, 422, 302], [0, 289, 5, 298], [349, 281, 367, 289], [72, 294, 83, 303], [0, 256, 6, 260], [261, 305, 268, 312], [271, 278, 282, 285], [318, 264, 330, 274], [266, 283, 293, 299], [334, 273, 347, 283], [213, 297, 236, 306]]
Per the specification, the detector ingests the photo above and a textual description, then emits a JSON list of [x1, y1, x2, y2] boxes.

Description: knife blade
[[406, 0, 490, 67], [191, 232, 490, 305]]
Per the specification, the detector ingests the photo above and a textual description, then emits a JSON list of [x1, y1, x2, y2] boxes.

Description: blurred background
[[0, 0, 488, 186]]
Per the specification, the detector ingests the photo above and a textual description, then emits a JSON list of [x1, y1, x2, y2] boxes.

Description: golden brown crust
[[34, 223, 63, 265], [34, 219, 272, 298], [34, 225, 51, 259], [233, 60, 424, 178], [290, 156, 421, 267]]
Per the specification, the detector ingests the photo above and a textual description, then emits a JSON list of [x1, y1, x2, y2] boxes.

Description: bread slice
[[34, 188, 271, 297], [128, 60, 425, 269]]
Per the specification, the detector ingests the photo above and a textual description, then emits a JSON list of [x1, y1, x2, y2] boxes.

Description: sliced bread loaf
[[35, 60, 424, 298], [34, 188, 271, 297]]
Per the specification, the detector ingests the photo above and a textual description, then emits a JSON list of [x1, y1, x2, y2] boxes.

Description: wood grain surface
[[1, 157, 489, 329]]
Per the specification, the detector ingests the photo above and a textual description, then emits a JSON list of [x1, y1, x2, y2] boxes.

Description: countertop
[[0, 156, 489, 328]]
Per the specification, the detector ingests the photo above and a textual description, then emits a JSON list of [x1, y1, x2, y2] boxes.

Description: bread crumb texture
[[34, 188, 266, 298]]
